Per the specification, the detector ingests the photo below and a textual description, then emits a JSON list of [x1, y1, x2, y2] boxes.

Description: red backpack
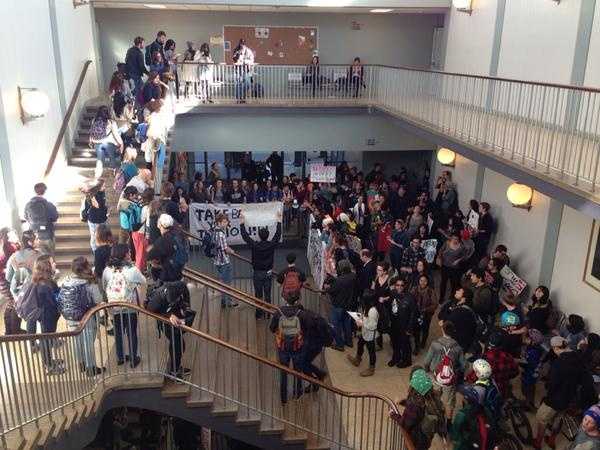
[[434, 346, 456, 386], [281, 270, 302, 299]]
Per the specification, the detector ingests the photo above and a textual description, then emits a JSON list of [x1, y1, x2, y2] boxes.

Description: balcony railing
[[178, 63, 600, 194]]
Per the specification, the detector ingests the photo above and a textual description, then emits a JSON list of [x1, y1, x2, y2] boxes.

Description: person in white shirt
[[232, 39, 255, 103], [124, 169, 153, 197], [347, 289, 379, 377]]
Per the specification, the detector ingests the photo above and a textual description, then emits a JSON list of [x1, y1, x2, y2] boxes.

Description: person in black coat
[[147, 214, 186, 282], [324, 260, 356, 351], [438, 287, 477, 354], [388, 278, 417, 368], [357, 249, 377, 297], [125, 36, 148, 95], [240, 212, 282, 317], [145, 31, 166, 66]]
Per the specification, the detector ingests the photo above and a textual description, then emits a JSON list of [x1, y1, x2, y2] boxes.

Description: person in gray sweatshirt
[[422, 321, 466, 423]]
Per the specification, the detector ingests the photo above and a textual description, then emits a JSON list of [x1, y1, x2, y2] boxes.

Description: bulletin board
[[223, 25, 318, 65]]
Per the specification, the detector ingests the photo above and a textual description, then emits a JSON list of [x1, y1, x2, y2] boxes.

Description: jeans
[[66, 318, 97, 369], [28, 312, 59, 367], [330, 307, 352, 348], [113, 312, 138, 363], [235, 74, 250, 101], [132, 76, 143, 97], [216, 263, 235, 306], [95, 142, 118, 167], [87, 221, 104, 252], [278, 349, 303, 402], [356, 337, 376, 367]]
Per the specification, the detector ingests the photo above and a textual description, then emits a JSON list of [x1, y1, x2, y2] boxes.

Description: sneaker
[[359, 367, 375, 377], [117, 359, 125, 366], [346, 355, 361, 367], [387, 360, 397, 367]]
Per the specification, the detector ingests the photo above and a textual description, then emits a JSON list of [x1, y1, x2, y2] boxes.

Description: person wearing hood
[[58, 256, 104, 376], [118, 186, 142, 247], [24, 183, 58, 256], [571, 404, 600, 450], [269, 291, 307, 403]]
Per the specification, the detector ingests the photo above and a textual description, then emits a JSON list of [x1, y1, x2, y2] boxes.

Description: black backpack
[[27, 199, 49, 232]]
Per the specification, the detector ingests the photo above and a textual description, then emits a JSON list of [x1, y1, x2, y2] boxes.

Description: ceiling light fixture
[[370, 9, 393, 13], [452, 0, 473, 14], [437, 148, 456, 167], [18, 87, 50, 124], [143, 4, 166, 9], [507, 183, 533, 210]]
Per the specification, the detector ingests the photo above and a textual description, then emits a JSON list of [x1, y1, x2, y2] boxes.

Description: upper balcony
[[174, 63, 600, 218]]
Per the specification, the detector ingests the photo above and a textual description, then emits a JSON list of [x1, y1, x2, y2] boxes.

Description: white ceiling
[[91, 0, 449, 14]]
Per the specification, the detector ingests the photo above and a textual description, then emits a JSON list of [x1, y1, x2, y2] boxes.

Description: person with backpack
[[347, 289, 379, 377], [324, 259, 356, 352], [423, 321, 465, 424], [269, 291, 306, 403], [89, 105, 124, 179], [469, 358, 503, 423], [103, 244, 147, 368], [392, 368, 447, 450], [58, 256, 104, 376], [146, 280, 194, 378], [80, 178, 108, 252], [114, 147, 139, 194], [479, 329, 519, 401], [131, 188, 155, 271], [240, 211, 282, 317], [451, 384, 498, 450], [118, 185, 142, 247], [520, 328, 545, 411], [147, 214, 189, 282], [24, 183, 58, 256], [209, 213, 238, 308], [438, 287, 478, 354], [18, 255, 63, 374], [276, 252, 307, 303]]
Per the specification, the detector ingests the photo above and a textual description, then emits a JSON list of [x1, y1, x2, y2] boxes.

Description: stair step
[[235, 416, 262, 427], [54, 244, 93, 255], [161, 381, 190, 398], [50, 411, 68, 440], [71, 148, 96, 158], [69, 157, 95, 168], [259, 419, 286, 436], [31, 417, 56, 450], [282, 433, 308, 446], [212, 405, 239, 417]]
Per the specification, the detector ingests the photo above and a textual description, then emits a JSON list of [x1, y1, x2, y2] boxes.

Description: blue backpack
[[136, 122, 149, 144], [202, 230, 217, 258], [171, 232, 190, 269]]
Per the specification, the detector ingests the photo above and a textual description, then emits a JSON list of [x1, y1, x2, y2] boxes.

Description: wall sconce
[[507, 183, 533, 210], [18, 87, 50, 124], [437, 148, 456, 167], [453, 0, 473, 14]]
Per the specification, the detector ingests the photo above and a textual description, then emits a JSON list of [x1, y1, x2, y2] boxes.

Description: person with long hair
[[0, 228, 22, 334], [81, 178, 108, 252], [526, 285, 552, 335], [89, 105, 124, 179], [28, 255, 63, 374], [163, 39, 179, 99], [58, 257, 104, 376], [347, 289, 379, 377], [198, 43, 214, 103], [103, 244, 147, 368], [304, 55, 321, 97]]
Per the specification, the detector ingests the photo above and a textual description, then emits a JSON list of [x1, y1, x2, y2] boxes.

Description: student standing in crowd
[[325, 259, 356, 352], [125, 36, 148, 96], [240, 211, 282, 318], [81, 178, 108, 252], [24, 183, 58, 256], [347, 289, 379, 377], [211, 213, 238, 308]]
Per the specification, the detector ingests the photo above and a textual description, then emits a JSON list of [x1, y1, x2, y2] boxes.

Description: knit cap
[[584, 404, 600, 430], [410, 369, 433, 396]]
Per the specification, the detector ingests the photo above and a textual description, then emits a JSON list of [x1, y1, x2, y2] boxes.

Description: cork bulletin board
[[223, 25, 318, 65]]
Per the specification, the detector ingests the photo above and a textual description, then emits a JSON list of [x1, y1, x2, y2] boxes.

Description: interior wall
[[0, 1, 99, 223], [173, 112, 434, 152], [363, 150, 433, 182], [551, 206, 600, 331], [94, 8, 442, 87], [497, 0, 581, 83], [584, 1, 600, 87]]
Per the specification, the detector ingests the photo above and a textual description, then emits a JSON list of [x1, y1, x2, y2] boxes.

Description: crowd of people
[[1, 27, 600, 450]]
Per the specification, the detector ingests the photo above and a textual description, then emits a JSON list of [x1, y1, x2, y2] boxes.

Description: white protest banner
[[309, 163, 336, 183], [500, 265, 527, 296], [189, 202, 283, 245], [421, 239, 438, 264], [307, 215, 327, 289]]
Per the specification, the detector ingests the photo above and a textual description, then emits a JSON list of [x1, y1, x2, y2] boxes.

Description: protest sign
[[500, 265, 527, 296], [188, 202, 283, 245], [309, 164, 336, 183], [307, 215, 327, 289], [421, 239, 438, 264]]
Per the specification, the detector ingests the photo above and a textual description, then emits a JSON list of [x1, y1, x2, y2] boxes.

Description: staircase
[[0, 271, 410, 450]]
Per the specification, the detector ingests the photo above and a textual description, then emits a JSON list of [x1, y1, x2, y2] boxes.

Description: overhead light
[[453, 0, 473, 14], [143, 4, 166, 9], [18, 87, 50, 124], [507, 183, 533, 210], [437, 148, 456, 167], [370, 9, 393, 13]]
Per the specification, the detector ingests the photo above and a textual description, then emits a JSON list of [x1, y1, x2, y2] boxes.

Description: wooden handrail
[[43, 59, 93, 178], [181, 229, 322, 294], [0, 301, 402, 414]]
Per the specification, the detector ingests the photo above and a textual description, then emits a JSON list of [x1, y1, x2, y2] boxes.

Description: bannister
[[0, 301, 413, 449], [44, 59, 93, 178]]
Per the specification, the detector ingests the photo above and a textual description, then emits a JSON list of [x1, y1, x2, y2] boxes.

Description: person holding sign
[[240, 211, 282, 318]]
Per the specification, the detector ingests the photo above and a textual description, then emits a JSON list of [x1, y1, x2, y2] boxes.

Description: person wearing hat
[[393, 368, 446, 450], [479, 329, 519, 399], [521, 328, 545, 410], [534, 335, 596, 449], [451, 383, 495, 450], [571, 404, 600, 449]]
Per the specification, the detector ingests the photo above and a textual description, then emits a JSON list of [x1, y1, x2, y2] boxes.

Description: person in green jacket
[[451, 384, 497, 450]]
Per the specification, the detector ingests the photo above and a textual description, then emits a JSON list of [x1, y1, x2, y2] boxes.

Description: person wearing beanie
[[571, 404, 600, 449], [393, 367, 447, 450]]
